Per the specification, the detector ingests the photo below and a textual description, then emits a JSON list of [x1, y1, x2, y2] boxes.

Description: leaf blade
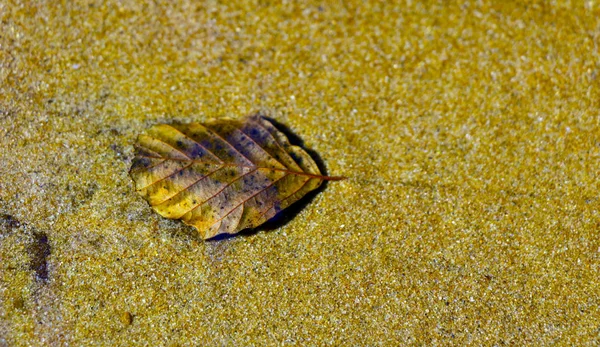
[[130, 114, 343, 239]]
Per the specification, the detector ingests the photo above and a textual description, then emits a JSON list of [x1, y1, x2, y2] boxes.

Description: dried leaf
[[129, 114, 344, 239]]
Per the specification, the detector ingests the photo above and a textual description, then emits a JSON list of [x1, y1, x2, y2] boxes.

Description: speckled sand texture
[[1, 1, 600, 345]]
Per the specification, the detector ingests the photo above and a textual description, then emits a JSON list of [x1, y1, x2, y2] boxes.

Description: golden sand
[[1, 1, 599, 345]]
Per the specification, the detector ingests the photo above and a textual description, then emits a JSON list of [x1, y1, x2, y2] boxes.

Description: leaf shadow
[[206, 116, 331, 242]]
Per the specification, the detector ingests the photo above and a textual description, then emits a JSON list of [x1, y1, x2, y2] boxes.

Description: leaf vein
[[136, 162, 194, 191], [236, 128, 286, 169], [145, 135, 191, 159], [129, 159, 167, 174], [182, 168, 259, 217], [153, 165, 226, 206], [201, 123, 254, 166], [163, 124, 223, 163], [250, 119, 302, 170], [256, 176, 313, 222], [207, 173, 290, 234]]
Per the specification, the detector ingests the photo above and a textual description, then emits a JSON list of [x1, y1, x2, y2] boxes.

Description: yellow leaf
[[129, 113, 344, 239]]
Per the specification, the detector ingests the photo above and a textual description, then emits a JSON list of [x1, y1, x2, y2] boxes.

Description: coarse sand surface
[[1, 1, 599, 345]]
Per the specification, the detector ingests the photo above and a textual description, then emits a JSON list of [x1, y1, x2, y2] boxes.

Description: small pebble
[[13, 297, 25, 310], [120, 311, 133, 326]]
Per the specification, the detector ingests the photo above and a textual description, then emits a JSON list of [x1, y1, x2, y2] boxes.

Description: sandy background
[[1, 0, 600, 345]]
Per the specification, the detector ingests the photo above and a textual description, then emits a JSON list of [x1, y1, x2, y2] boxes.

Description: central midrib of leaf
[[136, 154, 344, 181]]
